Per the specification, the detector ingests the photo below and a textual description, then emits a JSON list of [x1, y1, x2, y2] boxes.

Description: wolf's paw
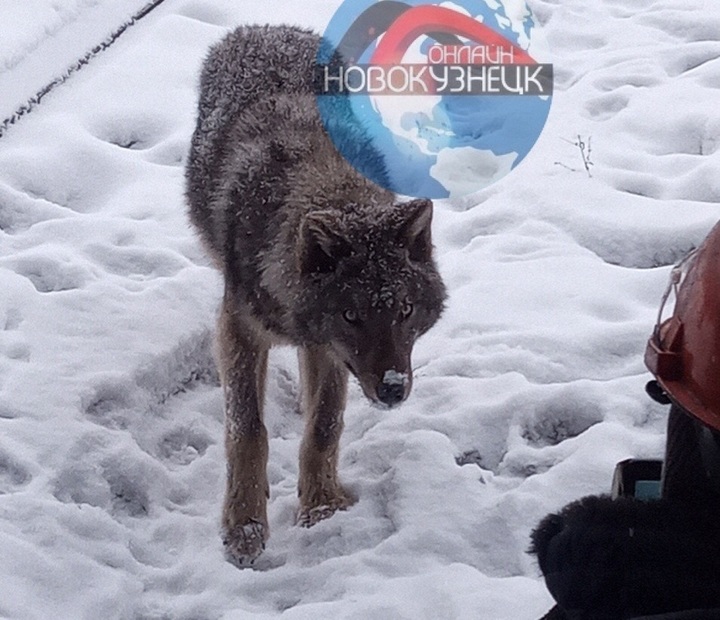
[[222, 519, 268, 568], [296, 493, 355, 528]]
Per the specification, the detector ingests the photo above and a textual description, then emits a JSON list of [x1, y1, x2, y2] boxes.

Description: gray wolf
[[185, 24, 446, 566]]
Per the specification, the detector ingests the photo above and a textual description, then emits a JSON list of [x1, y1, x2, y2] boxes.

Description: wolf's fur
[[186, 25, 446, 565]]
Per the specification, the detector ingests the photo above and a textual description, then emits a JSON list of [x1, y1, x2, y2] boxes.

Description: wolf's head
[[293, 198, 446, 408]]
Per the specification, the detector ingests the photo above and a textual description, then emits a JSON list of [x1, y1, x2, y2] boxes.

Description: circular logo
[[315, 0, 553, 199]]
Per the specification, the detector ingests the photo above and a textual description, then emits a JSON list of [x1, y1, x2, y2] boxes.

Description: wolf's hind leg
[[297, 345, 355, 527], [217, 292, 270, 565]]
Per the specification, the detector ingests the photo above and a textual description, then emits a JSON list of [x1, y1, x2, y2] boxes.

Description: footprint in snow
[[584, 92, 629, 121], [84, 242, 188, 280], [0, 450, 31, 494], [522, 400, 603, 448], [83, 382, 137, 430], [3, 253, 92, 293], [91, 112, 171, 153], [158, 426, 212, 466]]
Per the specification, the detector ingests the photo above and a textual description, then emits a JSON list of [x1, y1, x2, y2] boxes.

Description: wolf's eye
[[343, 309, 360, 324], [400, 301, 414, 319]]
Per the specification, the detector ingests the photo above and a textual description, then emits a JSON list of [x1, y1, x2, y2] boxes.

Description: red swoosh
[[370, 5, 536, 65]]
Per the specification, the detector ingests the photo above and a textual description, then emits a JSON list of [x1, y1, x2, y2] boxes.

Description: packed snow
[[1, 0, 719, 618]]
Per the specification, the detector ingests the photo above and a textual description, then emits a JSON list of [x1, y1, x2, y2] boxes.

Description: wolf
[[185, 24, 446, 565]]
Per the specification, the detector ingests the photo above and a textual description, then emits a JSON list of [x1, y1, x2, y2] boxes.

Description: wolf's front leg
[[297, 345, 355, 527], [217, 294, 270, 566]]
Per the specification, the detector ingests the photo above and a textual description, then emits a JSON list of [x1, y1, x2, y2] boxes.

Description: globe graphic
[[317, 0, 553, 199]]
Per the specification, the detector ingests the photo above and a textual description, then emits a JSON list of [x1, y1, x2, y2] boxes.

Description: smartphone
[[611, 459, 663, 500]]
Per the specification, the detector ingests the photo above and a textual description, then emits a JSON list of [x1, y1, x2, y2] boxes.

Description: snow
[[0, 0, 719, 618], [383, 370, 408, 386], [430, 146, 518, 196], [0, 0, 157, 123]]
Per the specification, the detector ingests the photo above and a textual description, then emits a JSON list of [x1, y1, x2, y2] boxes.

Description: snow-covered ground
[[0, 0, 162, 125], [1, 0, 719, 618]]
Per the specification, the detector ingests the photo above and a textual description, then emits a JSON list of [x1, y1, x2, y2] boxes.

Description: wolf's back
[[185, 26, 320, 255], [193, 25, 319, 162], [185, 23, 393, 303]]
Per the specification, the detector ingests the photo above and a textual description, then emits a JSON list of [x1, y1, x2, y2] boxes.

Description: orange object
[[645, 221, 720, 432]]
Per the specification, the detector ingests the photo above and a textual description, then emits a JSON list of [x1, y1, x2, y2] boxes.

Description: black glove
[[631, 611, 720, 619], [530, 495, 720, 619]]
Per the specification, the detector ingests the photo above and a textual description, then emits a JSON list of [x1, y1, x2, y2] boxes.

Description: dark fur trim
[[530, 495, 720, 618], [631, 611, 720, 619]]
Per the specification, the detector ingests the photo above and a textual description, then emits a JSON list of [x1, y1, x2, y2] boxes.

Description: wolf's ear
[[397, 198, 433, 262], [299, 211, 351, 275]]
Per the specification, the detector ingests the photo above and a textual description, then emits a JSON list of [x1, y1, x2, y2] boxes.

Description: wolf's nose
[[377, 382, 405, 406]]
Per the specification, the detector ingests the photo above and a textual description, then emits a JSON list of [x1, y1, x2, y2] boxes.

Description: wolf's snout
[[377, 382, 406, 407], [375, 369, 410, 407]]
